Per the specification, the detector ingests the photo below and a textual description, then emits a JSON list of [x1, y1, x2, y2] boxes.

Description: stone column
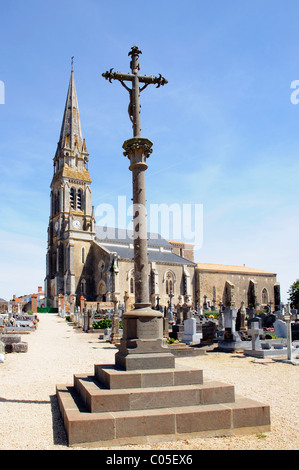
[[31, 294, 37, 314], [115, 137, 174, 371], [110, 295, 122, 345], [80, 296, 85, 314]]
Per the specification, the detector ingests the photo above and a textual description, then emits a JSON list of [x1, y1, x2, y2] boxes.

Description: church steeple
[[45, 68, 95, 306], [52, 68, 91, 185], [59, 69, 83, 151]]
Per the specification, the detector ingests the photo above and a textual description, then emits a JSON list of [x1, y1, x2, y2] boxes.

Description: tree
[[288, 279, 299, 309]]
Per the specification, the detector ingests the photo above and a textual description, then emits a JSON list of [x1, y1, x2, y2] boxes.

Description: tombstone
[[247, 307, 256, 322], [264, 314, 276, 328], [218, 307, 250, 351], [110, 297, 122, 345], [274, 319, 287, 338], [166, 307, 174, 323], [239, 301, 247, 331], [218, 303, 224, 331], [83, 310, 92, 332], [163, 316, 169, 338], [223, 306, 238, 339], [201, 320, 216, 343], [182, 318, 202, 345], [248, 321, 263, 351]]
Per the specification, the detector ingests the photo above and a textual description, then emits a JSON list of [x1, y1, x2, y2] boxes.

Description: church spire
[[58, 67, 83, 151]]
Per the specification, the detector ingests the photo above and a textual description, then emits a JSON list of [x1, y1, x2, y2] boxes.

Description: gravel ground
[[0, 312, 298, 451]]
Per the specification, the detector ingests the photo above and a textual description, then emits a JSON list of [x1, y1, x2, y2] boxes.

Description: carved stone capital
[[123, 137, 153, 170]]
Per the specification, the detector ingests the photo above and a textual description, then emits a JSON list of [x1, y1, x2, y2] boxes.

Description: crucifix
[[102, 46, 174, 371], [102, 45, 167, 138]]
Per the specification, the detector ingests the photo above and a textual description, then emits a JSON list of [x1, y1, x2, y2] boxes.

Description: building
[[196, 263, 280, 311]]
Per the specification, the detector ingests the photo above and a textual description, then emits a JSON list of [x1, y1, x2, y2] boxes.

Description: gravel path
[[0, 313, 298, 450]]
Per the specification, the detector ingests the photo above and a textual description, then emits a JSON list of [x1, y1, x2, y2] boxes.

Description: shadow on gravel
[[50, 394, 68, 447]]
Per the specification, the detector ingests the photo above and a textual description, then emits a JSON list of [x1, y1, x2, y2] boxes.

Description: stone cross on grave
[[102, 46, 174, 371], [248, 320, 263, 351]]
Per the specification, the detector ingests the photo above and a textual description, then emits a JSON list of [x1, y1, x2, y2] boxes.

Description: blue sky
[[0, 0, 299, 302]]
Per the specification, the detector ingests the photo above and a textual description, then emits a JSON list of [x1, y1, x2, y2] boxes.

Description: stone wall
[[196, 268, 278, 310]]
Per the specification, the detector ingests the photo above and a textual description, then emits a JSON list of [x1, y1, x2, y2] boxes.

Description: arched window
[[262, 288, 268, 305], [165, 272, 174, 295], [70, 188, 75, 209], [77, 189, 82, 210]]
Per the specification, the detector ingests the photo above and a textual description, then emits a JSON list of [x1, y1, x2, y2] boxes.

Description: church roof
[[94, 226, 195, 265], [196, 262, 276, 275]]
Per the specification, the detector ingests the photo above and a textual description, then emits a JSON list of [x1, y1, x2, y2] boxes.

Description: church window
[[262, 288, 268, 305], [81, 247, 85, 264], [165, 272, 174, 295], [77, 189, 82, 210], [70, 188, 75, 209]]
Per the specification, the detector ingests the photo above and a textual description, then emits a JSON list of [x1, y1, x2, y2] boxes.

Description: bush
[[92, 318, 123, 329], [92, 318, 112, 329], [167, 337, 175, 344]]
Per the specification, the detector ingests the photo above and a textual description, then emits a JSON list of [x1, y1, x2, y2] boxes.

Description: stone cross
[[102, 46, 167, 308], [284, 304, 293, 361], [102, 46, 167, 138], [102, 47, 174, 371], [248, 320, 263, 351]]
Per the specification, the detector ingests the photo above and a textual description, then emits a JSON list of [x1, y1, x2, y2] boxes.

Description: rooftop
[[196, 263, 276, 275]]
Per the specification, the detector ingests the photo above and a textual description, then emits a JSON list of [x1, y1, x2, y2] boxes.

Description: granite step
[[94, 364, 204, 389], [74, 374, 235, 413], [56, 383, 271, 447]]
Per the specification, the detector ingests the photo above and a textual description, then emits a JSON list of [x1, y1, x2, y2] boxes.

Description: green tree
[[288, 279, 299, 308]]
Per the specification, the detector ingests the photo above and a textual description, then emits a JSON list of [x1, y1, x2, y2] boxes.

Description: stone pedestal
[[57, 362, 271, 447], [115, 307, 175, 371]]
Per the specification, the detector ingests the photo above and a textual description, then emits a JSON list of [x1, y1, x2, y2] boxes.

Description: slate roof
[[94, 226, 195, 265]]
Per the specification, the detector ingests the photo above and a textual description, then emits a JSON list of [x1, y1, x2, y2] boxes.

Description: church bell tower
[[45, 68, 95, 307]]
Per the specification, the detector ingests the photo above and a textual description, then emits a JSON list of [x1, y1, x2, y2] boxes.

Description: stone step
[[94, 364, 204, 390], [74, 374, 235, 413], [56, 384, 271, 447]]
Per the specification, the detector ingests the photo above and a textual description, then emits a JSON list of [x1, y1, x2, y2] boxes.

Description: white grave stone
[[274, 319, 287, 338], [182, 318, 202, 345]]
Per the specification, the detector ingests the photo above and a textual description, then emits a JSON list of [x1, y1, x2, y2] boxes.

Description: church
[[45, 70, 280, 313]]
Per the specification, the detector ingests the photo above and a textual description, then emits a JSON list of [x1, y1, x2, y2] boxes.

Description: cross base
[[115, 307, 175, 371]]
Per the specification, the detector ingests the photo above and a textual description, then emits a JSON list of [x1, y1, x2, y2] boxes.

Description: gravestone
[[274, 319, 287, 338], [248, 321, 263, 351], [1, 334, 28, 353], [182, 318, 202, 345], [218, 307, 250, 351]]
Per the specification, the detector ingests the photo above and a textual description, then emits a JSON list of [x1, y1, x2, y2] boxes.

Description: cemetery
[[0, 310, 39, 361], [59, 293, 299, 363]]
